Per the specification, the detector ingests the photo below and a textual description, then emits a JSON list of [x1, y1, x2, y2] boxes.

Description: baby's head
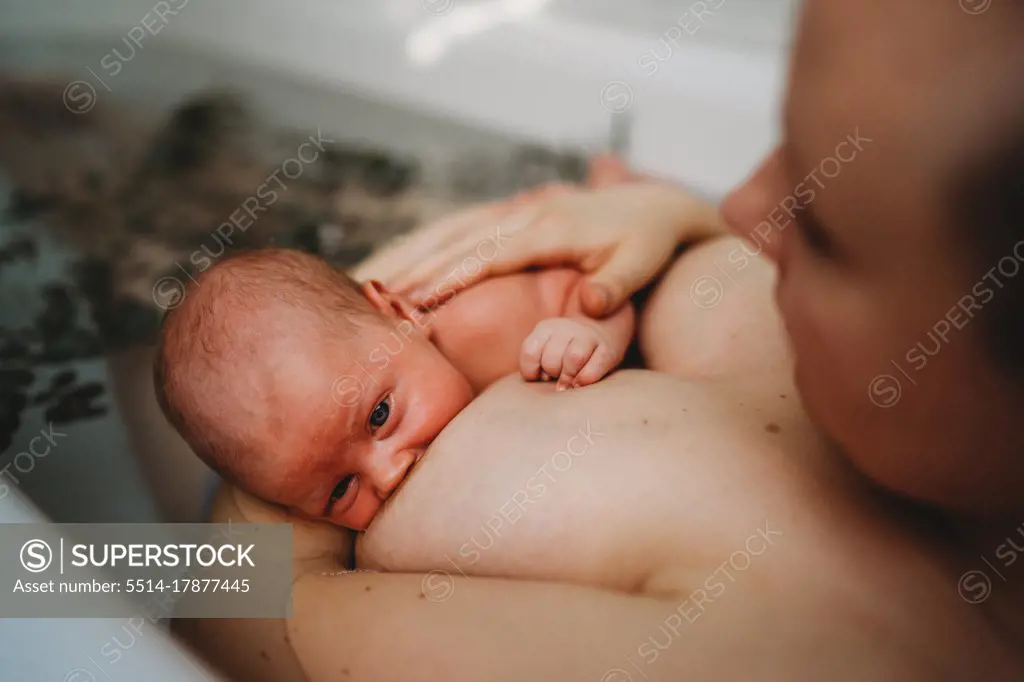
[[155, 248, 473, 530]]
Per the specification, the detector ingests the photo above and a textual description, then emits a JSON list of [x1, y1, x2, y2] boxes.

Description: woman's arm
[[173, 485, 355, 682], [288, 571, 703, 682], [239, 552, 860, 682], [172, 491, 893, 682], [175, 486, 767, 682]]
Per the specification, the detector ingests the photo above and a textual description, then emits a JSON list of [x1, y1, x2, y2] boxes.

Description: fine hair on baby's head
[[154, 248, 383, 498]]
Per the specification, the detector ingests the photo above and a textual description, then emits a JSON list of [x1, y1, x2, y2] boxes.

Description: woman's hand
[[349, 183, 573, 285], [393, 182, 727, 317], [350, 154, 632, 291]]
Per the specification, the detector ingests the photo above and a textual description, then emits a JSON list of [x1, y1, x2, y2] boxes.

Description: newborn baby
[[155, 248, 634, 531]]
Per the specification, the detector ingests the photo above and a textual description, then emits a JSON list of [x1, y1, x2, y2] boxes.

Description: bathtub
[[0, 1, 792, 679]]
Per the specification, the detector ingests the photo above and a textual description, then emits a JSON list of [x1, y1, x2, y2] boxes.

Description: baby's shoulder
[[427, 269, 587, 389], [434, 268, 579, 334], [469, 267, 580, 310]]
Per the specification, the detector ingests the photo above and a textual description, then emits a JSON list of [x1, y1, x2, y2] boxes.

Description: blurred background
[[0, 1, 796, 677], [0, 0, 798, 529]]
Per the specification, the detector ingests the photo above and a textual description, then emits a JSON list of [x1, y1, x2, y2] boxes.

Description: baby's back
[[427, 268, 583, 391]]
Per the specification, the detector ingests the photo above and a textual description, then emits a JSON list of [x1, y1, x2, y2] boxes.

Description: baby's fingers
[[520, 326, 553, 381], [537, 332, 576, 385], [572, 346, 617, 388], [555, 337, 598, 391]]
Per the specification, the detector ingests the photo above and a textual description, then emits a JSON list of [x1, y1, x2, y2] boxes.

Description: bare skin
[[407, 267, 635, 394], [295, 264, 634, 531], [179, 239, 1023, 680], [159, 253, 632, 532], [175, 0, 1024, 679]]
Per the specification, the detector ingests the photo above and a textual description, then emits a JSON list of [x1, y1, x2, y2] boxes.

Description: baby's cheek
[[440, 372, 475, 418]]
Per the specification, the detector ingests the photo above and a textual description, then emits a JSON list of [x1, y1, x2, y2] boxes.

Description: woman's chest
[[356, 371, 835, 593]]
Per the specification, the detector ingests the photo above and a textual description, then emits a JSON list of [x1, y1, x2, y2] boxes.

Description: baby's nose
[[367, 449, 422, 499]]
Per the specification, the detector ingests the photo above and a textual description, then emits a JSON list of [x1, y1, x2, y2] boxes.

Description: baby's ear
[[362, 280, 433, 338], [362, 280, 396, 315]]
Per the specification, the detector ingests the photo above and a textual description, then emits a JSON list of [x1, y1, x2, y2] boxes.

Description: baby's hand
[[519, 318, 619, 391]]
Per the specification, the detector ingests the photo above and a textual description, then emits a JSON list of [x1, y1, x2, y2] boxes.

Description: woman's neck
[[950, 514, 1024, 645]]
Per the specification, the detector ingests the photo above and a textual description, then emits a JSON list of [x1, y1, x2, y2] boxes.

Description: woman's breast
[[356, 370, 828, 595]]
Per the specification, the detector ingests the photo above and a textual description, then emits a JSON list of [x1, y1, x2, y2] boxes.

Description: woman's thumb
[[580, 244, 669, 317], [580, 280, 619, 318]]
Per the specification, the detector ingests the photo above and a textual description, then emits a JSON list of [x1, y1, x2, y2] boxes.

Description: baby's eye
[[369, 397, 391, 431], [326, 474, 356, 514]]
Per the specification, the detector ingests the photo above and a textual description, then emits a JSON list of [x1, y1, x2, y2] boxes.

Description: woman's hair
[[952, 115, 1024, 378], [948, 5, 1024, 379]]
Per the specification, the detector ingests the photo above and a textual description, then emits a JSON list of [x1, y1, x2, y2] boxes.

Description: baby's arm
[[519, 284, 635, 390]]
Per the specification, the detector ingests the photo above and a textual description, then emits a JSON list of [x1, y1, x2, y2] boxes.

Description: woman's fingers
[[401, 205, 574, 304], [367, 170, 713, 317], [508, 182, 576, 205], [354, 154, 650, 285], [390, 225, 497, 294], [580, 239, 676, 317], [586, 154, 636, 188], [352, 199, 510, 283], [388, 186, 574, 293], [393, 205, 534, 296], [586, 154, 655, 188]]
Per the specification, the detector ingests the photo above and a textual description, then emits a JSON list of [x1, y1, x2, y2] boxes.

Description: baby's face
[[259, 288, 474, 531]]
